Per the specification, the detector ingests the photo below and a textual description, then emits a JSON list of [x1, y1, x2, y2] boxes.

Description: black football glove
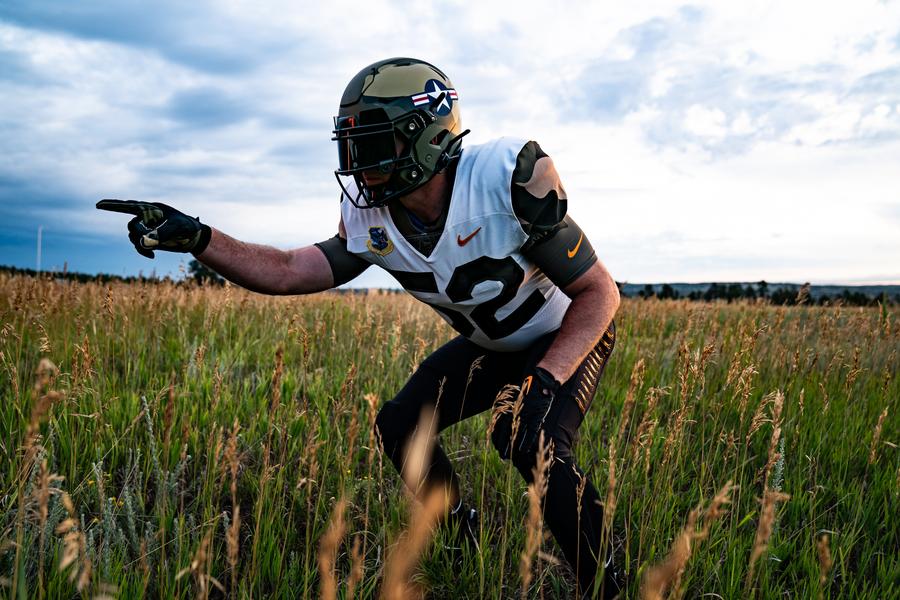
[[515, 366, 561, 458], [96, 199, 211, 259]]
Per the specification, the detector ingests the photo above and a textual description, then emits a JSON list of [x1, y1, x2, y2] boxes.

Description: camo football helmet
[[333, 57, 468, 208]]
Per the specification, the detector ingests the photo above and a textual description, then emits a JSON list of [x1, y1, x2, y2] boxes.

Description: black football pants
[[375, 322, 616, 597]]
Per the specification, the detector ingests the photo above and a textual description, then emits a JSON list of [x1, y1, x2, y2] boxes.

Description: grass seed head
[[520, 432, 554, 596], [604, 439, 617, 535], [747, 489, 791, 586], [347, 534, 364, 600], [176, 530, 222, 599], [382, 488, 447, 600], [817, 533, 833, 600], [317, 498, 346, 600], [617, 358, 645, 447], [868, 406, 889, 465], [641, 480, 735, 600], [55, 493, 92, 592]]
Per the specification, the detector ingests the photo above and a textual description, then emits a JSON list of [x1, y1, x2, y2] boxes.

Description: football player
[[98, 57, 622, 598]]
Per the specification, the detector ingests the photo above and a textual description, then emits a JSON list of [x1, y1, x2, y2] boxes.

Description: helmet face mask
[[333, 58, 468, 209]]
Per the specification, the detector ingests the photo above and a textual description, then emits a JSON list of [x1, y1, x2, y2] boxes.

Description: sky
[[1, 0, 899, 286]]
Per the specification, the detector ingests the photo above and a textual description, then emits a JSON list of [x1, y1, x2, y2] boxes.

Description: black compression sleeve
[[314, 235, 371, 286], [522, 215, 597, 289]]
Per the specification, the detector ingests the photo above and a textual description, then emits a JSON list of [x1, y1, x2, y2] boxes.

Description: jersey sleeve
[[511, 141, 597, 288], [523, 214, 597, 288], [314, 234, 371, 286], [511, 140, 568, 245]]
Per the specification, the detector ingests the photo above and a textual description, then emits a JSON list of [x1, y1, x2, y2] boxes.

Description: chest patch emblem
[[366, 226, 394, 256]]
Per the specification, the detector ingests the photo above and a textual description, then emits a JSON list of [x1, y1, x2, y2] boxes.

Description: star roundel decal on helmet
[[410, 79, 458, 115]]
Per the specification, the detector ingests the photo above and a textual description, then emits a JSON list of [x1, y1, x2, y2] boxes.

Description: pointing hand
[[96, 199, 211, 259]]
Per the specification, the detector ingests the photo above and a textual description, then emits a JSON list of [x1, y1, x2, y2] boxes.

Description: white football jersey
[[341, 137, 571, 351]]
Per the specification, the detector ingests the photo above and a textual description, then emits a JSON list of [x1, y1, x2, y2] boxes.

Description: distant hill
[[620, 282, 899, 299]]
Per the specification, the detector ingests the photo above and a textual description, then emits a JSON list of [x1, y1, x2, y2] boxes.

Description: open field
[[1, 274, 898, 599]]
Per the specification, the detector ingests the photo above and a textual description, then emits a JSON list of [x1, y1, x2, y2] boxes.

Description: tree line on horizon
[[630, 281, 898, 307], [2, 264, 896, 307]]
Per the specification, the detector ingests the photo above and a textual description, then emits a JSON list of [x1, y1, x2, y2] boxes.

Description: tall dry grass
[[640, 481, 735, 600], [519, 432, 554, 596], [1, 274, 897, 598], [381, 405, 448, 600]]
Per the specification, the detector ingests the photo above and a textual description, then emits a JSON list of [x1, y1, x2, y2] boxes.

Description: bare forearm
[[537, 264, 620, 383], [195, 228, 334, 295]]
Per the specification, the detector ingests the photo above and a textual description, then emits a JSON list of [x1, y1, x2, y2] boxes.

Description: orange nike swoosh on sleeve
[[567, 233, 584, 258]]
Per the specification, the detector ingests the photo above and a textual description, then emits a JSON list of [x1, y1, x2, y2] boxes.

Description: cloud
[[164, 86, 254, 129], [568, 8, 706, 120], [0, 174, 82, 223], [267, 141, 332, 166], [0, 0, 296, 74], [849, 65, 900, 97], [138, 163, 229, 180], [878, 201, 900, 225], [561, 5, 900, 156], [0, 47, 50, 85]]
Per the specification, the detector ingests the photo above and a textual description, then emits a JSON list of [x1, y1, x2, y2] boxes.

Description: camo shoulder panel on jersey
[[510, 140, 568, 246]]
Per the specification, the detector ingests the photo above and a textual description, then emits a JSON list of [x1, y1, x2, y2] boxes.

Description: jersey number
[[388, 256, 546, 340]]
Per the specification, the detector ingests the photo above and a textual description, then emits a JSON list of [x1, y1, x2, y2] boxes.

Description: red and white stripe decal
[[410, 88, 458, 106]]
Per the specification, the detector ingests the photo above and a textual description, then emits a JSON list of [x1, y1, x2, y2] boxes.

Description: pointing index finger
[[96, 199, 153, 215]]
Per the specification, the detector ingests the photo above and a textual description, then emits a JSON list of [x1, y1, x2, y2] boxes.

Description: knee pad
[[374, 401, 416, 456], [511, 449, 538, 476]]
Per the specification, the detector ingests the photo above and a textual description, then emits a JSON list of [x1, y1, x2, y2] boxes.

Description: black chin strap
[[436, 129, 471, 172]]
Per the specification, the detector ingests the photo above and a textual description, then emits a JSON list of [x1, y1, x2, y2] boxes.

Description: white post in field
[[37, 225, 43, 273]]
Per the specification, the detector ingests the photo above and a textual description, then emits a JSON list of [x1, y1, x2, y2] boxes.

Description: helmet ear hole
[[430, 130, 449, 146]]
